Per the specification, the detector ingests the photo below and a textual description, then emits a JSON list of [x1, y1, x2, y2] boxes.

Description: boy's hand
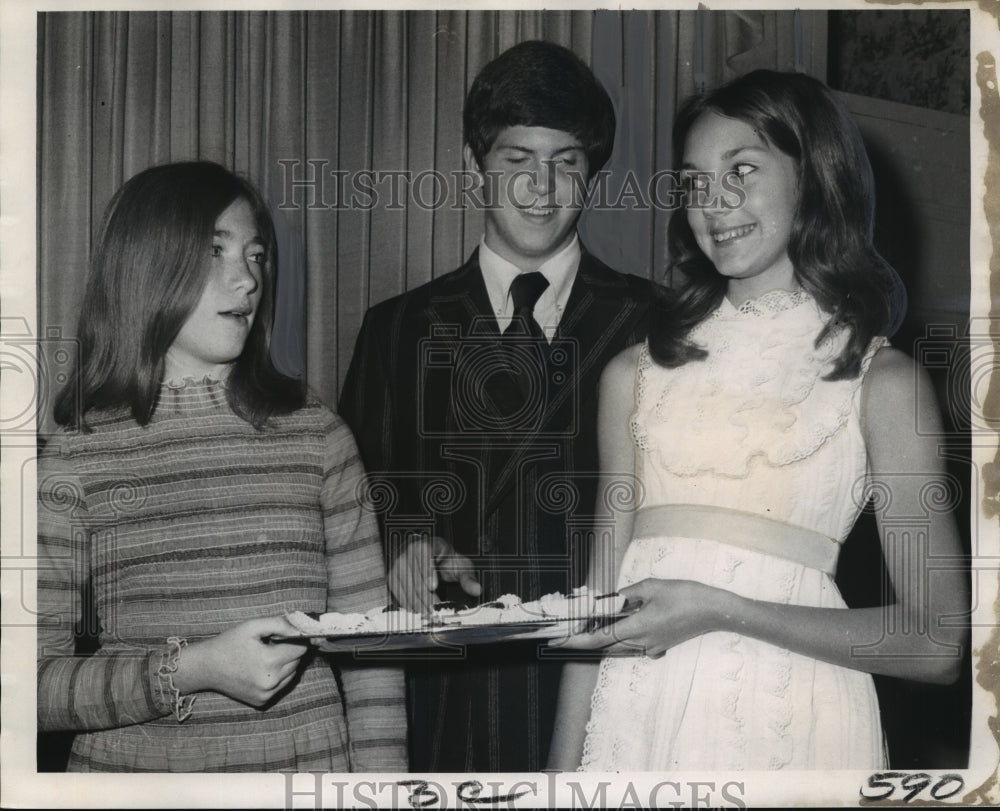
[[388, 536, 481, 614]]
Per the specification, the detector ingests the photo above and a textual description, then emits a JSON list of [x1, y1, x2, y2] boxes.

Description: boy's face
[[468, 126, 590, 272]]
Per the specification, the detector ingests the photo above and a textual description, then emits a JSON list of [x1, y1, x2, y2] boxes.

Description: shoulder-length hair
[[53, 161, 304, 430], [650, 70, 906, 379]]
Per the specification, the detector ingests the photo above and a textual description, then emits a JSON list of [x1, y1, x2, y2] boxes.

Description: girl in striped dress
[[36, 162, 407, 772]]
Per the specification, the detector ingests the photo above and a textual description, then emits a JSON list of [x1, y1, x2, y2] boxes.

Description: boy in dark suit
[[339, 40, 656, 772]]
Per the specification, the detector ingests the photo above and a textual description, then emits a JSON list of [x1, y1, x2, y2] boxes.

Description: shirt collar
[[479, 235, 581, 312]]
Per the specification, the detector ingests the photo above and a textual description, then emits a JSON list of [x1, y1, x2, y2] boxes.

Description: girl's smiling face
[[682, 111, 800, 305]]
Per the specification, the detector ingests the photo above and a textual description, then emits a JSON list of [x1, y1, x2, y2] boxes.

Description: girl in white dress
[[548, 70, 968, 771]]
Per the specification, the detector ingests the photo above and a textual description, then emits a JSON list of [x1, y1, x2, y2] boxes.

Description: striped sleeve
[[36, 443, 171, 732], [320, 416, 408, 771]]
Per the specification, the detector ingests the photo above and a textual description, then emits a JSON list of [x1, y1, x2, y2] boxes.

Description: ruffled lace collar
[[161, 373, 227, 390], [631, 292, 885, 479], [156, 374, 230, 416], [727, 288, 810, 317]]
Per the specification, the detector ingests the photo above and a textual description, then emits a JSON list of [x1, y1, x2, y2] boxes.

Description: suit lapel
[[424, 252, 495, 332], [424, 253, 533, 427], [557, 253, 646, 398]]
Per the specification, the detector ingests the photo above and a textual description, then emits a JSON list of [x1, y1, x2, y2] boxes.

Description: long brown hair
[[54, 161, 304, 430], [651, 70, 906, 379]]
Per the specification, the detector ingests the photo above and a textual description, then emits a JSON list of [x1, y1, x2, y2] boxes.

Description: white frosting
[[285, 586, 625, 636]]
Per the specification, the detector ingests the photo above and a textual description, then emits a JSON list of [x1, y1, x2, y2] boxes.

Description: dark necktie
[[504, 272, 549, 340], [484, 271, 550, 413]]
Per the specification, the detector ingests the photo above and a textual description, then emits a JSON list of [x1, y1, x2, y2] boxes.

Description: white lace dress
[[580, 291, 887, 771]]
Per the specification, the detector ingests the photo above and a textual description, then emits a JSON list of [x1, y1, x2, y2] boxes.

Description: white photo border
[[2, 1, 997, 807]]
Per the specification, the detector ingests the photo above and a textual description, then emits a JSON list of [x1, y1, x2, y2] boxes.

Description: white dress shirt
[[478, 236, 580, 342]]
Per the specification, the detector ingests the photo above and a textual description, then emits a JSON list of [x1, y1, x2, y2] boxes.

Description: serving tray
[[272, 602, 635, 652]]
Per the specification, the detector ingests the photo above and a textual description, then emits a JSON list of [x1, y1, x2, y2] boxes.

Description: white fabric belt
[[631, 504, 840, 576]]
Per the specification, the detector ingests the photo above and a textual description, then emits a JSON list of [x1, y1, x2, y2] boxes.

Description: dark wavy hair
[[651, 70, 906, 380], [463, 40, 616, 177], [53, 161, 304, 430]]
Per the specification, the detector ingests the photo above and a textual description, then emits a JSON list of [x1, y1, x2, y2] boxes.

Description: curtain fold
[[37, 9, 823, 422]]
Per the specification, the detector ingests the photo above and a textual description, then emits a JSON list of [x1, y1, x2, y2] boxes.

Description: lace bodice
[[630, 290, 886, 541]]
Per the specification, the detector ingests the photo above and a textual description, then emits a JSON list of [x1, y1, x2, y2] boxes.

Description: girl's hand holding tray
[[278, 588, 632, 652], [551, 579, 725, 657]]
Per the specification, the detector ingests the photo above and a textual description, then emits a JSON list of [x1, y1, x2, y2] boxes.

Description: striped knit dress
[[36, 377, 407, 772]]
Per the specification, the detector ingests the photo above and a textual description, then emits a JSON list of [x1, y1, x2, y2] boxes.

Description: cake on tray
[[285, 585, 626, 638]]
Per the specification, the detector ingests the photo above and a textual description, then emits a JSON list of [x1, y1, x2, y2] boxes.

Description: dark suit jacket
[[339, 247, 655, 771]]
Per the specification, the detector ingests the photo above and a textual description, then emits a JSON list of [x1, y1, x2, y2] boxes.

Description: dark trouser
[[406, 641, 565, 773]]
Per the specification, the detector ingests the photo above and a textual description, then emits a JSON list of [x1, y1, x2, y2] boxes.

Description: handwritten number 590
[[861, 772, 963, 803]]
